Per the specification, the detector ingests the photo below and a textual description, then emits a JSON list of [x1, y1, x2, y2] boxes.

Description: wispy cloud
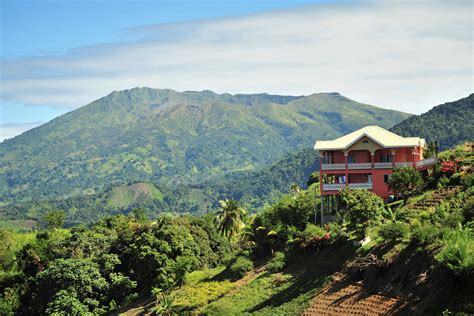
[[1, 0, 472, 114], [0, 122, 43, 142]]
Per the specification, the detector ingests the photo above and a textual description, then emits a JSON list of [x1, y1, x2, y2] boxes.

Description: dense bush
[[435, 227, 474, 275], [411, 225, 443, 245], [378, 222, 410, 242], [340, 189, 384, 237], [229, 256, 254, 278], [266, 251, 286, 273], [0, 213, 231, 315], [388, 167, 424, 201]]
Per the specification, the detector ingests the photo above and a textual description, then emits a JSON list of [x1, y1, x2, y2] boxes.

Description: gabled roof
[[314, 125, 426, 151]]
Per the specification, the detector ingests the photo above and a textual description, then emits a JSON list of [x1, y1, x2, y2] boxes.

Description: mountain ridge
[[0, 88, 411, 204], [390, 94, 474, 150]]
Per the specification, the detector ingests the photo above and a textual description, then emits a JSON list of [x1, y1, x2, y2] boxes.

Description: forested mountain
[[390, 94, 474, 150], [1, 148, 318, 225], [0, 88, 410, 204]]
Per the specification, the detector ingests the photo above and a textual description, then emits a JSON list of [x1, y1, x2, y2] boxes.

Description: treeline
[[0, 213, 231, 314], [390, 94, 473, 150]]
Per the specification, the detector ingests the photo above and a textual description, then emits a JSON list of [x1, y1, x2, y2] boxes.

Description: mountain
[[0, 88, 410, 204], [390, 94, 474, 150], [0, 148, 318, 225]]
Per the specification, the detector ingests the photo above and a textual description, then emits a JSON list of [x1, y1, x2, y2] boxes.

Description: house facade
[[314, 126, 436, 199]]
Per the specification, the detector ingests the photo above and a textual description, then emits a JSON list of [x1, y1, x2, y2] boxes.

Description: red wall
[[319, 146, 423, 199], [347, 150, 371, 163]]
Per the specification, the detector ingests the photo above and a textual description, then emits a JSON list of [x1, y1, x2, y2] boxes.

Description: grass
[[178, 243, 354, 315], [172, 267, 234, 312]]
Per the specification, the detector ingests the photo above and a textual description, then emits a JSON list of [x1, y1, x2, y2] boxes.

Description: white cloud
[[0, 0, 472, 114], [0, 122, 43, 142]]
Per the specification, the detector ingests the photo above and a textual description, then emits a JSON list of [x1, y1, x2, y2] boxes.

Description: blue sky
[[0, 0, 472, 141], [1, 0, 330, 122]]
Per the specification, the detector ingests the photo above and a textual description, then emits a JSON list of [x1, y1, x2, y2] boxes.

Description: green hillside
[[1, 144, 472, 315], [0, 88, 410, 204], [0, 148, 318, 225], [390, 94, 474, 150]]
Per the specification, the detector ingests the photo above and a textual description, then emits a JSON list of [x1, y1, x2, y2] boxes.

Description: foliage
[[42, 210, 65, 229], [378, 222, 410, 242], [390, 93, 474, 150], [411, 225, 443, 245], [229, 256, 254, 278], [340, 189, 384, 237], [1, 149, 319, 225], [266, 251, 286, 273], [215, 199, 246, 243], [388, 167, 424, 201], [151, 288, 179, 316], [435, 226, 474, 275]]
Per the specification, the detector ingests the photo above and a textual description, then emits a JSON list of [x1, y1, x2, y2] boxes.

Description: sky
[[0, 0, 472, 141]]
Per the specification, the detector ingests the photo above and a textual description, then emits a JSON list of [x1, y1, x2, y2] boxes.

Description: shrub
[[412, 225, 443, 245], [463, 196, 474, 222], [229, 256, 254, 278], [378, 222, 410, 242], [300, 224, 327, 242], [462, 173, 474, 189], [388, 168, 424, 201], [435, 227, 474, 275], [340, 189, 384, 237], [266, 252, 286, 273], [449, 173, 462, 186]]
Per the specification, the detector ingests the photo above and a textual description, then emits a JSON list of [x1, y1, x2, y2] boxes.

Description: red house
[[314, 126, 436, 200]]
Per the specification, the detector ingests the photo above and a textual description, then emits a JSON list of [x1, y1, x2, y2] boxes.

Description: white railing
[[416, 157, 437, 168], [395, 162, 412, 168], [348, 182, 373, 189], [374, 162, 393, 169], [321, 163, 345, 170], [348, 163, 372, 169], [322, 183, 345, 191]]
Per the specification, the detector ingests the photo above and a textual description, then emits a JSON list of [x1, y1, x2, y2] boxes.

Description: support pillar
[[344, 154, 349, 188], [320, 195, 324, 226]]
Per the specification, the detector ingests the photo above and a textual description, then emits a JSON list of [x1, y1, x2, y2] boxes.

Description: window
[[380, 154, 393, 163], [347, 155, 355, 163], [323, 152, 334, 164], [384, 174, 391, 183], [363, 140, 369, 144]]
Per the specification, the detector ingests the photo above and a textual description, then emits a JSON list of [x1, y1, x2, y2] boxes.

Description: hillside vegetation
[[1, 144, 472, 315], [391, 93, 474, 150], [0, 88, 410, 204], [0, 148, 318, 225]]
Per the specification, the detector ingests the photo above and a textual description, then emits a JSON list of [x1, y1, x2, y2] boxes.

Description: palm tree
[[215, 199, 246, 246]]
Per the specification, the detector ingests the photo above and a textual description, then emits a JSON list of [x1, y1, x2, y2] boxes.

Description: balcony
[[321, 163, 345, 170], [347, 163, 371, 169], [374, 162, 393, 169], [416, 157, 437, 168], [322, 182, 373, 191], [322, 157, 437, 171]]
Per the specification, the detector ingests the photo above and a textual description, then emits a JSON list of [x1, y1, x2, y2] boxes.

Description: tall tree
[[215, 199, 246, 245]]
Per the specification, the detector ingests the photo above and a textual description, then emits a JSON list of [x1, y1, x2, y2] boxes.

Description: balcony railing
[[322, 158, 437, 171], [374, 162, 392, 169], [348, 182, 373, 189], [322, 183, 345, 191], [416, 157, 437, 168], [395, 162, 412, 168], [348, 163, 372, 169], [322, 182, 373, 191], [321, 163, 345, 170]]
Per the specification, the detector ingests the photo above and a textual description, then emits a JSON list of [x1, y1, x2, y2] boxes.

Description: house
[[314, 126, 436, 200]]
